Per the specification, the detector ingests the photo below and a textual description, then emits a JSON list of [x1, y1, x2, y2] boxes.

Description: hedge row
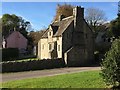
[[1, 58, 65, 73], [2, 48, 19, 61]]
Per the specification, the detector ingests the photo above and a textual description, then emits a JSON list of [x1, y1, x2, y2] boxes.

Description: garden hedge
[[2, 48, 19, 61]]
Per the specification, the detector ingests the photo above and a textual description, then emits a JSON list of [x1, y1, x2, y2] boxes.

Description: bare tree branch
[[85, 7, 107, 31]]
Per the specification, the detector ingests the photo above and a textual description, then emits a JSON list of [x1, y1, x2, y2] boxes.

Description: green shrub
[[101, 38, 120, 88], [2, 48, 19, 61]]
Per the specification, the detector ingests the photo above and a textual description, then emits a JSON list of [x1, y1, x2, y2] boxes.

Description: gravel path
[[1, 67, 101, 82]]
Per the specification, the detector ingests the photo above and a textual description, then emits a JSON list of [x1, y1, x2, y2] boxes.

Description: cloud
[[111, 3, 117, 8], [103, 20, 110, 24]]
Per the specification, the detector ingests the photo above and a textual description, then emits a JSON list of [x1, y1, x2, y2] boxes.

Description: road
[[1, 67, 101, 82]]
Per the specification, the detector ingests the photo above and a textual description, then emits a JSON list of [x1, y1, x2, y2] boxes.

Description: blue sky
[[2, 2, 118, 31]]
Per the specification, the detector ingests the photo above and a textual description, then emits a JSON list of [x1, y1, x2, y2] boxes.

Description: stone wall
[[1, 58, 65, 73]]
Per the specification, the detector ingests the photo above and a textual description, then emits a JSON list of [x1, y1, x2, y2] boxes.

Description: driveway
[[1, 67, 101, 82]]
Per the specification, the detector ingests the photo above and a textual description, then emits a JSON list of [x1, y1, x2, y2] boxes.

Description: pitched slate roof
[[41, 29, 49, 38], [42, 16, 74, 38], [28, 30, 46, 45]]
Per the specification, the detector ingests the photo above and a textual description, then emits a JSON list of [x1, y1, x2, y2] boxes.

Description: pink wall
[[6, 31, 27, 50]]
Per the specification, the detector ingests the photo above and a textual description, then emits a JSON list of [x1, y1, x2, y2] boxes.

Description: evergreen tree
[[101, 38, 120, 88]]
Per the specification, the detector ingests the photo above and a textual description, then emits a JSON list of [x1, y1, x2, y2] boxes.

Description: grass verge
[[2, 70, 107, 88]]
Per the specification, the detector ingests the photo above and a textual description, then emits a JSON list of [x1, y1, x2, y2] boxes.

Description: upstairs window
[[49, 44, 52, 50], [49, 32, 51, 36]]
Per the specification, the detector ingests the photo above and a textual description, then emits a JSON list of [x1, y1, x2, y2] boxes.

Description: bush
[[101, 38, 120, 88], [2, 48, 19, 61]]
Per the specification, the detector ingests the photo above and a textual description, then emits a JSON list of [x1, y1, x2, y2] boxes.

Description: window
[[58, 45, 60, 51], [42, 44, 44, 49], [49, 44, 52, 50], [57, 37, 59, 40], [49, 32, 51, 36]]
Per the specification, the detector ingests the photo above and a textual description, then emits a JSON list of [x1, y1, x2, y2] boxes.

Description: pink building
[[3, 31, 28, 53]]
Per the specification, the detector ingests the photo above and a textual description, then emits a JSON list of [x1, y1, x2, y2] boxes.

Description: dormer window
[[49, 32, 51, 36]]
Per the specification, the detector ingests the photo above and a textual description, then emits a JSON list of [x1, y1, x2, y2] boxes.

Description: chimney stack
[[73, 6, 84, 28], [73, 6, 84, 19], [59, 14, 65, 21]]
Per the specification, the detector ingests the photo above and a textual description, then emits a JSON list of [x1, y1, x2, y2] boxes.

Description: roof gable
[[6, 31, 27, 41]]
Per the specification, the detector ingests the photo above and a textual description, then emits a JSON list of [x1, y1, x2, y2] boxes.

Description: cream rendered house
[[38, 6, 94, 66]]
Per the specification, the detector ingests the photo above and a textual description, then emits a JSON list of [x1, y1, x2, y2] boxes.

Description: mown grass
[[2, 70, 107, 88]]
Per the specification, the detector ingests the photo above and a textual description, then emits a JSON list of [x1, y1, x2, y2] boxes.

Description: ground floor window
[[49, 43, 52, 50], [42, 44, 44, 49], [58, 45, 60, 51]]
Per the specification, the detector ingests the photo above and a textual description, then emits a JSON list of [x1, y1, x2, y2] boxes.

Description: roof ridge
[[53, 15, 73, 23], [62, 15, 73, 21]]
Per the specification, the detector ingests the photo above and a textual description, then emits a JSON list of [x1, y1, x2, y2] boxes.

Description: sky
[[1, 2, 119, 31]]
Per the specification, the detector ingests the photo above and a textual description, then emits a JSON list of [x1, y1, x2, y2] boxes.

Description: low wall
[[1, 58, 65, 73]]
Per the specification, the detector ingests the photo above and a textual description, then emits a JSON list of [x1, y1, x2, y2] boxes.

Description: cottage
[[2, 31, 28, 54], [38, 6, 94, 66]]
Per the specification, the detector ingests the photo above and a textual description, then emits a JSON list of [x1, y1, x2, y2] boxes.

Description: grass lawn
[[2, 70, 107, 88]]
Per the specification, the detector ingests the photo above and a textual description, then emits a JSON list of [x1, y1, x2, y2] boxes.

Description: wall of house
[[84, 21, 94, 61], [38, 39, 41, 58], [38, 35, 62, 59], [64, 20, 94, 66], [54, 37, 62, 58], [63, 7, 94, 66], [38, 38, 49, 59], [64, 46, 87, 66]]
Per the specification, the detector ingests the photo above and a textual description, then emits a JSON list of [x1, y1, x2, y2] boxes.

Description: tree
[[0, 18, 2, 33], [54, 4, 73, 21], [2, 14, 31, 38], [85, 7, 107, 31], [28, 30, 45, 45], [118, 1, 120, 16], [109, 15, 120, 38], [18, 16, 31, 38], [2, 14, 19, 37], [101, 38, 120, 88]]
